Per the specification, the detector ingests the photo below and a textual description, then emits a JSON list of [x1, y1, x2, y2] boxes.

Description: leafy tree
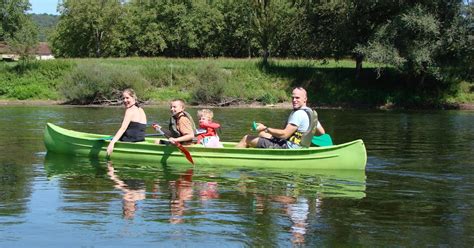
[[435, 1, 474, 81], [355, 5, 441, 85], [51, 0, 125, 57], [120, 1, 168, 56], [251, 0, 289, 64], [356, 1, 472, 84], [29, 13, 59, 42], [7, 17, 38, 65], [1, 0, 38, 67], [217, 0, 257, 57], [298, 1, 403, 77], [0, 0, 31, 41], [186, 2, 224, 57]]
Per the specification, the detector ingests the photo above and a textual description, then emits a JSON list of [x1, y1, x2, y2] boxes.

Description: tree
[[51, 0, 125, 57], [356, 1, 472, 86], [217, 0, 256, 57], [0, 0, 31, 41], [251, 0, 288, 64], [30, 13, 59, 42], [7, 17, 38, 65], [186, 2, 224, 57], [355, 5, 441, 86], [297, 1, 403, 77], [1, 0, 38, 66]]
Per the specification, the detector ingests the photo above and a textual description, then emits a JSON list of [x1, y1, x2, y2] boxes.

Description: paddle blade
[[252, 121, 257, 131], [312, 134, 333, 147], [176, 143, 194, 165]]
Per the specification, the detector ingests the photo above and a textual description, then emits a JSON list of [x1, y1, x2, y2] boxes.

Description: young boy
[[196, 109, 223, 148], [154, 99, 196, 145]]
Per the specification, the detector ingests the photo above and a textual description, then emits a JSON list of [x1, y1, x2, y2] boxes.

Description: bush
[[0, 61, 65, 100], [191, 64, 229, 104], [60, 63, 151, 104], [10, 84, 50, 100]]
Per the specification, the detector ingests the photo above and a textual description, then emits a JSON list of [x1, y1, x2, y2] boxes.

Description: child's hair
[[197, 109, 214, 120]]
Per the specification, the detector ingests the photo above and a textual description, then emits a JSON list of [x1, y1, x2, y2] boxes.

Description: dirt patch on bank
[[0, 99, 63, 106], [1, 99, 473, 110], [458, 103, 474, 110]]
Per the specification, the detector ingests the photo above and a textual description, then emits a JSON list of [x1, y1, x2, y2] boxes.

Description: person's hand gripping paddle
[[153, 123, 194, 165]]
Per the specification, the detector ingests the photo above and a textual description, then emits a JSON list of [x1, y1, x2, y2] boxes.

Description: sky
[[29, 0, 59, 15]]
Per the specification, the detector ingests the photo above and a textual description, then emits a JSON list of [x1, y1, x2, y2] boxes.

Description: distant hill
[[30, 13, 59, 42]]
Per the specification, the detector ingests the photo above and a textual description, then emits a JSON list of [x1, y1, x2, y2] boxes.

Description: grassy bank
[[1, 58, 472, 108]]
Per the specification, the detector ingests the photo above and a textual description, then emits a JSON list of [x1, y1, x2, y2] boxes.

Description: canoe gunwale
[[44, 123, 367, 170]]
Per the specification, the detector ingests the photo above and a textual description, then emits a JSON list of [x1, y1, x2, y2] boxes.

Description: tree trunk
[[95, 30, 103, 57], [355, 54, 363, 79], [262, 49, 269, 66]]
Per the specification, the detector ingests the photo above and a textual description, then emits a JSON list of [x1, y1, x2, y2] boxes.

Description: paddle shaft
[[98, 133, 163, 141], [155, 128, 195, 165]]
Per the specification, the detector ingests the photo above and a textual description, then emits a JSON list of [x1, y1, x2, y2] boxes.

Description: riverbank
[[2, 99, 473, 110], [1, 58, 472, 109]]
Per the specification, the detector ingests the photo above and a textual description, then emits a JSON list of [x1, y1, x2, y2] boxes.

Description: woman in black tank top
[[120, 121, 146, 142], [106, 88, 147, 156]]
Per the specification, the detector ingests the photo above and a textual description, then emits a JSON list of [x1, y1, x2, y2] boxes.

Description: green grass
[[445, 81, 474, 104], [0, 57, 471, 108]]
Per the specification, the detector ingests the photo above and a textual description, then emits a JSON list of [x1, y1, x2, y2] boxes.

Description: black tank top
[[120, 121, 146, 142]]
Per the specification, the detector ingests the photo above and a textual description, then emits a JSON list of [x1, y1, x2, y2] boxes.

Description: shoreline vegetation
[[1, 58, 473, 110], [1, 99, 473, 110]]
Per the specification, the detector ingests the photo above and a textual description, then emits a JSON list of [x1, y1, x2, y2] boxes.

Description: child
[[196, 109, 223, 148]]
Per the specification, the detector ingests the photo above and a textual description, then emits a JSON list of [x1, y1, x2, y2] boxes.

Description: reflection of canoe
[[169, 164, 367, 199], [44, 153, 366, 199], [44, 123, 367, 170]]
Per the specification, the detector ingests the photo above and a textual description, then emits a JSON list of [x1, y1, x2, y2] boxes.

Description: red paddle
[[175, 142, 194, 165], [153, 123, 194, 165]]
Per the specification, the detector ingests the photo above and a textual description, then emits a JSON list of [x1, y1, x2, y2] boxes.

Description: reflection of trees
[[0, 106, 122, 219], [329, 110, 474, 246], [0, 163, 31, 217], [332, 110, 473, 163], [0, 107, 50, 218]]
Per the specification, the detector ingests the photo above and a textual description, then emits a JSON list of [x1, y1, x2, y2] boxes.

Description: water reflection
[[272, 195, 312, 245], [42, 152, 367, 246], [168, 168, 194, 224], [107, 161, 146, 219], [3, 106, 474, 246], [166, 168, 220, 224]]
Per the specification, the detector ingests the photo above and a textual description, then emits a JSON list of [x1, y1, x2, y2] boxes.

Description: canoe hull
[[44, 123, 367, 170]]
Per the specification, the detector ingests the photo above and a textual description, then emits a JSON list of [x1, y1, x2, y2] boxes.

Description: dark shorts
[[256, 137, 288, 149]]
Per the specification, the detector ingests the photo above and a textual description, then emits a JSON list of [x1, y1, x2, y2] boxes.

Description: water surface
[[0, 106, 473, 247]]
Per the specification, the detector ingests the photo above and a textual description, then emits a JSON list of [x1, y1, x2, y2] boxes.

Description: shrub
[[191, 64, 229, 104], [60, 63, 151, 104], [10, 84, 50, 100]]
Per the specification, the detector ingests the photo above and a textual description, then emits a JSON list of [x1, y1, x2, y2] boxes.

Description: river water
[[0, 105, 473, 247]]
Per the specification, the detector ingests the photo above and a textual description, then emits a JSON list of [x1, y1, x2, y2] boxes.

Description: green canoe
[[44, 123, 367, 170]]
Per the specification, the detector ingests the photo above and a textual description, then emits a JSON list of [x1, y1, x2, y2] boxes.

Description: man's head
[[170, 99, 185, 116], [291, 87, 307, 110]]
